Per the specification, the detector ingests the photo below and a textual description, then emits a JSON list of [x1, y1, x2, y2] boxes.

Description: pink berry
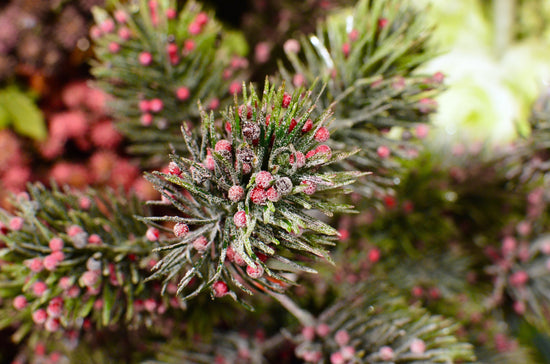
[[335, 330, 350, 346], [215, 140, 232, 153], [81, 270, 100, 287], [293, 73, 305, 87], [379, 346, 394, 361], [234, 211, 247, 228], [415, 124, 429, 139], [316, 144, 332, 159], [501, 236, 516, 256], [378, 18, 388, 29], [314, 127, 330, 142], [192, 236, 209, 252], [302, 326, 315, 341], [330, 351, 344, 364], [146, 227, 159, 241], [114, 10, 128, 23], [9, 217, 24, 230], [195, 12, 208, 26], [67, 225, 83, 237], [251, 187, 267, 205], [13, 295, 27, 310], [108, 42, 120, 53], [255, 171, 273, 189], [282, 93, 292, 108], [510, 270, 529, 286], [410, 338, 426, 354], [139, 52, 153, 65], [166, 8, 177, 19], [228, 185, 245, 202], [212, 281, 228, 297], [47, 298, 63, 318], [246, 263, 264, 278], [100, 19, 115, 33], [302, 119, 313, 133], [341, 346, 355, 360], [26, 257, 43, 273], [45, 317, 60, 332], [349, 29, 359, 41], [342, 43, 350, 57], [176, 86, 190, 101], [90, 25, 102, 39], [88, 234, 103, 245], [59, 277, 72, 290], [32, 309, 47, 324], [139, 100, 151, 112], [205, 155, 215, 170], [368, 248, 381, 263], [79, 196, 92, 210], [51, 251, 64, 262], [377, 145, 391, 158], [229, 81, 242, 95], [118, 27, 132, 40], [316, 323, 330, 337], [33, 281, 48, 297], [288, 118, 297, 132], [266, 187, 280, 202], [302, 180, 317, 195], [188, 21, 201, 35], [184, 39, 195, 52], [149, 98, 163, 113], [513, 301, 526, 314], [168, 162, 181, 175], [43, 254, 59, 271], [432, 71, 445, 84], [173, 222, 189, 237], [283, 39, 300, 54], [144, 298, 157, 312]]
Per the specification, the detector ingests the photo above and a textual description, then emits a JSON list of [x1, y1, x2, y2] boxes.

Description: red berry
[[45, 317, 60, 332], [212, 281, 228, 297], [288, 118, 298, 132], [349, 29, 359, 41], [108, 42, 120, 53], [510, 270, 529, 286], [27, 257, 43, 272], [302, 326, 315, 341], [173, 222, 189, 237], [229, 81, 242, 95], [166, 8, 177, 19], [228, 185, 245, 202], [255, 171, 273, 188], [13, 295, 27, 310], [246, 263, 264, 278], [81, 271, 99, 287], [290, 151, 306, 168], [43, 254, 59, 271], [314, 127, 330, 142], [378, 18, 388, 29], [168, 161, 181, 175], [282, 93, 291, 108], [33, 281, 48, 296], [184, 39, 195, 52], [47, 298, 64, 318], [9, 217, 24, 230], [306, 150, 317, 158], [251, 187, 267, 205], [32, 309, 47, 324], [88, 234, 103, 245], [234, 211, 247, 228], [342, 43, 350, 57], [149, 98, 163, 113], [215, 139, 232, 153], [195, 12, 209, 26], [368, 248, 380, 263], [302, 118, 313, 133], [205, 154, 215, 170], [146, 227, 160, 241], [141, 113, 153, 126], [188, 21, 201, 35], [176, 86, 190, 101], [316, 144, 332, 159]]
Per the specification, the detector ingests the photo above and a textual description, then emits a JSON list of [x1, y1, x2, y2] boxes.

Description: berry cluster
[[145, 81, 362, 302]]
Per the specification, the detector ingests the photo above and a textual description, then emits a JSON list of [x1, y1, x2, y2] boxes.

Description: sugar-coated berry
[[379, 346, 394, 361], [215, 139, 232, 153], [316, 144, 332, 159], [212, 281, 228, 297], [88, 234, 103, 245], [118, 27, 132, 40], [283, 39, 300, 54], [302, 326, 315, 341], [255, 171, 273, 189], [377, 145, 391, 158], [45, 317, 60, 332], [188, 21, 201, 35], [251, 187, 267, 205], [302, 118, 313, 133], [242, 122, 260, 141], [282, 93, 292, 108], [173, 222, 189, 237], [26, 257, 43, 272], [316, 323, 330, 337], [81, 271, 100, 287], [139, 52, 153, 65], [33, 281, 48, 296], [288, 118, 297, 132], [293, 73, 305, 87], [234, 211, 247, 228], [302, 180, 317, 195], [510, 270, 528, 286], [100, 19, 115, 33], [146, 227, 159, 241], [176, 86, 190, 101], [228, 185, 245, 202], [168, 161, 181, 175], [9, 217, 24, 231], [341, 346, 355, 360], [205, 154, 215, 170], [266, 187, 280, 202], [43, 254, 59, 271], [192, 236, 209, 252], [237, 147, 255, 164], [114, 10, 128, 23], [314, 127, 330, 142], [13, 295, 27, 310], [139, 100, 150, 112], [79, 196, 92, 210], [335, 329, 350, 346], [149, 98, 163, 113], [246, 263, 264, 278], [342, 42, 350, 57], [275, 177, 293, 195], [330, 351, 344, 364], [184, 39, 195, 52], [47, 297, 63, 318], [166, 43, 178, 56], [67, 225, 83, 237]]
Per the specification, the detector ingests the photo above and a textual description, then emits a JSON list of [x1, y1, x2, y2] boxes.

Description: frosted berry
[[139, 52, 153, 66], [173, 222, 189, 237], [33, 281, 48, 296], [410, 338, 426, 354], [67, 225, 83, 237], [379, 346, 394, 360], [32, 309, 47, 324], [26, 257, 43, 272], [188, 21, 201, 35], [108, 42, 120, 53], [118, 27, 132, 40], [275, 177, 293, 195], [205, 154, 215, 170], [229, 81, 242, 95], [266, 187, 280, 202], [45, 317, 60, 332], [149, 98, 164, 113], [341, 346, 355, 360], [255, 171, 273, 189], [193, 236, 209, 252], [302, 326, 315, 341], [316, 323, 330, 337], [43, 254, 59, 271], [100, 19, 115, 33], [212, 281, 229, 297], [377, 145, 391, 158], [293, 73, 305, 87], [288, 118, 298, 132], [242, 122, 260, 141], [246, 263, 264, 278], [510, 270, 528, 286], [146, 227, 160, 241], [168, 162, 181, 175], [282, 93, 292, 108], [251, 187, 267, 205], [228, 185, 245, 202], [378, 18, 389, 29], [290, 151, 306, 168], [215, 140, 232, 159], [88, 234, 103, 245], [314, 127, 330, 142], [415, 124, 429, 139], [234, 211, 247, 228], [184, 39, 195, 52], [237, 147, 255, 164], [302, 118, 313, 133], [13, 295, 27, 310], [513, 301, 526, 315], [114, 10, 128, 23], [81, 271, 100, 287], [316, 145, 332, 159], [330, 352, 344, 364], [47, 298, 63, 318], [302, 180, 317, 195], [176, 86, 190, 101]]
